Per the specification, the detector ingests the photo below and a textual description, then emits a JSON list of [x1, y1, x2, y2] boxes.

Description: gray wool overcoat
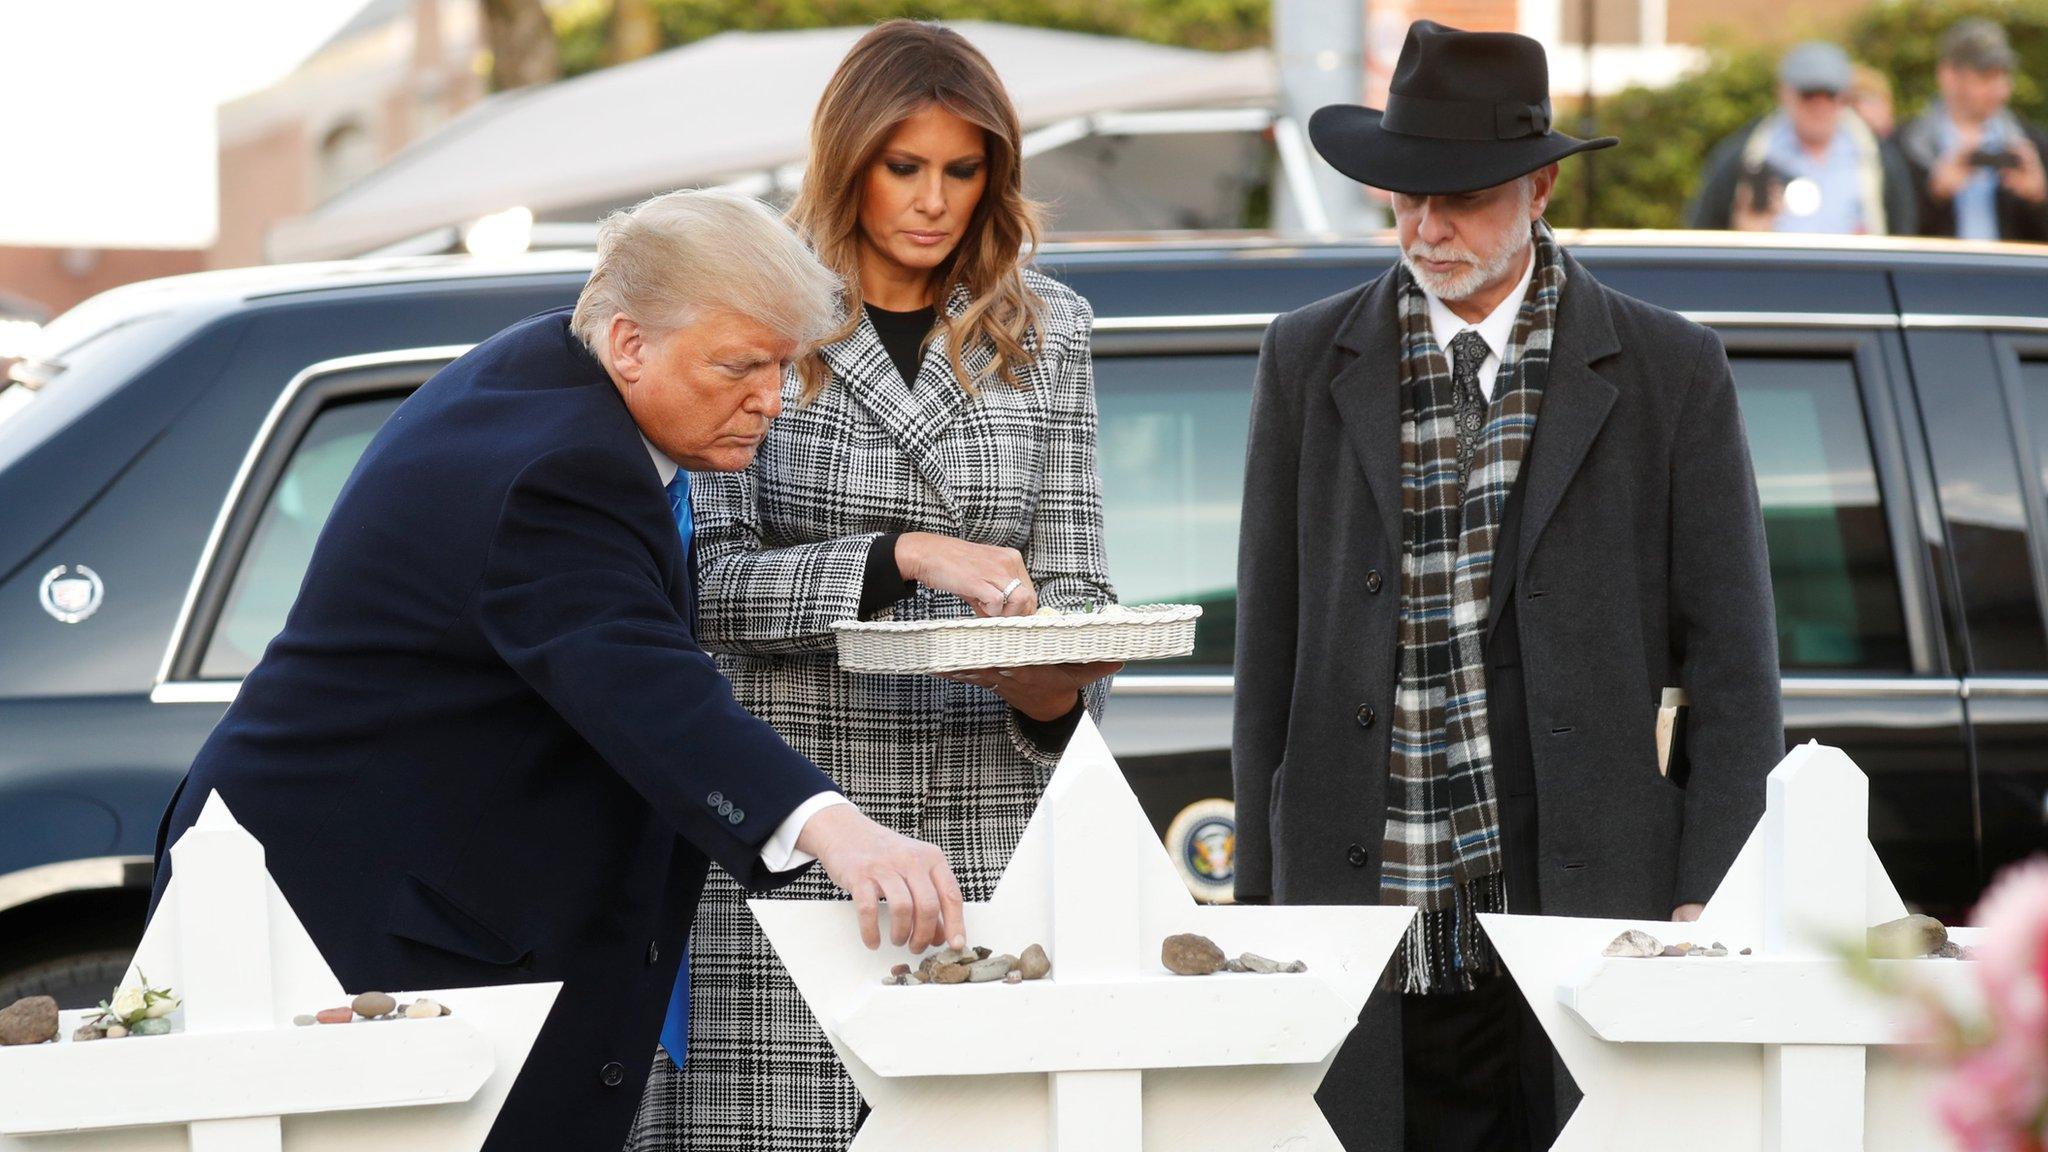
[[1231, 250, 1787, 1145]]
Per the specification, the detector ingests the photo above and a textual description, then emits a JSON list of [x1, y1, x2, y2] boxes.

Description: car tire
[[0, 948, 133, 1011]]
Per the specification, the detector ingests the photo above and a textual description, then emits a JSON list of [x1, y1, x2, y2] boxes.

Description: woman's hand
[[939, 660, 1124, 721], [895, 532, 1038, 617]]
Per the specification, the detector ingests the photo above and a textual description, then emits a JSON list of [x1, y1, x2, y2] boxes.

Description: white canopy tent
[[267, 22, 1293, 261]]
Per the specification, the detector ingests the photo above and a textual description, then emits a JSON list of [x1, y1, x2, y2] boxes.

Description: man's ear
[[1528, 164, 1559, 220], [607, 315, 646, 384]]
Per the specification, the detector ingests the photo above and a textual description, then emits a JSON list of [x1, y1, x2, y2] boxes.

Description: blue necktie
[[659, 470, 692, 1069]]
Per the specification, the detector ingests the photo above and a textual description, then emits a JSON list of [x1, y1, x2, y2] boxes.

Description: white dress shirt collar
[[1423, 247, 1537, 401], [643, 435, 679, 488]]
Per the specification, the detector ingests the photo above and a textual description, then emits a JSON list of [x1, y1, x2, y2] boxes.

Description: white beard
[[1402, 226, 1531, 301], [1399, 181, 1537, 302]]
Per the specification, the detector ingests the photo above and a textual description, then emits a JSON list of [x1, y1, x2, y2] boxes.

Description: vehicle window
[[198, 395, 405, 680], [1728, 355, 1909, 671], [1095, 353, 1255, 667]]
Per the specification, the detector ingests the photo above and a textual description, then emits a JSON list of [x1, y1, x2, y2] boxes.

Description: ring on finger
[[999, 576, 1023, 604]]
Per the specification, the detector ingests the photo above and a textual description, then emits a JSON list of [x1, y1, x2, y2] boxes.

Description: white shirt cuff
[[759, 791, 852, 872]]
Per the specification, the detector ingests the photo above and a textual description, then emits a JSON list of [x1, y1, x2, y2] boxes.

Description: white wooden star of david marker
[[1481, 742, 1983, 1152], [751, 718, 1416, 1151], [0, 792, 559, 1152]]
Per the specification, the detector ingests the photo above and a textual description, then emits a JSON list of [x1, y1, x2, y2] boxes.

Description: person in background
[[1689, 41, 1917, 234], [1849, 64, 1897, 140], [1899, 19, 2048, 242], [628, 20, 1117, 1152]]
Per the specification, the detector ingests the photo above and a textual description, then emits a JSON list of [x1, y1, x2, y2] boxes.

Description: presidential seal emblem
[[1164, 797, 1236, 904], [39, 564, 104, 624]]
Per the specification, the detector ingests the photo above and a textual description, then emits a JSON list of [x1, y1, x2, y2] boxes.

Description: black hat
[[1309, 21, 1617, 196]]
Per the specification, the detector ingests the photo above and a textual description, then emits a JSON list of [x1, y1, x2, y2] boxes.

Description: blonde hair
[[571, 189, 840, 356], [788, 20, 1046, 401]]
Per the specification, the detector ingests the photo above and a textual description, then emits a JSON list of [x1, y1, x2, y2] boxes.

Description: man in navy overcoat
[[150, 191, 966, 1151]]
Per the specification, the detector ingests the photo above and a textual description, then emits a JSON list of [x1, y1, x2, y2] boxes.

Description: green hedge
[[1552, 0, 2048, 228], [551, 0, 1270, 78]]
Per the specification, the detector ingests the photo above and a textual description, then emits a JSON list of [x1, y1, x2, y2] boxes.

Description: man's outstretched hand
[[796, 802, 966, 954]]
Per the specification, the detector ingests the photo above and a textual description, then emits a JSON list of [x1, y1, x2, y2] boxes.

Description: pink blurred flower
[[1973, 856, 2048, 1042], [1936, 1035, 2048, 1152]]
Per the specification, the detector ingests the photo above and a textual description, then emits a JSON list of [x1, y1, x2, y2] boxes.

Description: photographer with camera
[[1689, 42, 1917, 235], [1901, 20, 2048, 242]]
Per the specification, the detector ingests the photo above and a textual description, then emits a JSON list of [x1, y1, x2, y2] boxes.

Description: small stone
[[0, 996, 58, 1046], [1238, 952, 1285, 974], [1868, 914, 1947, 959], [882, 973, 919, 986], [1017, 944, 1051, 981], [1162, 933, 1226, 975], [130, 1017, 172, 1037], [1740, 947, 1753, 956], [72, 1021, 106, 1043], [352, 991, 397, 1019], [932, 963, 971, 985], [1003, 971, 1023, 985], [1660, 943, 1693, 958], [1935, 941, 1963, 959], [1602, 929, 1663, 958], [1693, 944, 1729, 958], [104, 1024, 127, 1039], [1224, 958, 1248, 973], [316, 1007, 354, 1024], [890, 963, 911, 978], [405, 999, 444, 1019], [918, 948, 972, 981], [968, 955, 1016, 983], [293, 1014, 317, 1027], [973, 947, 992, 961]]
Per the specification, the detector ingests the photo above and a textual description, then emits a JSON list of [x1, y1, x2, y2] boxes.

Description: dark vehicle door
[[1897, 266, 2048, 893]]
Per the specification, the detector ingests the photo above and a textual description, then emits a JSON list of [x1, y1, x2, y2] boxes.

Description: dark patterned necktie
[[1448, 330, 1491, 487]]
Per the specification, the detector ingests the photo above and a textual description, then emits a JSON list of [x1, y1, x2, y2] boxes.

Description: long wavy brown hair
[[789, 21, 1046, 401]]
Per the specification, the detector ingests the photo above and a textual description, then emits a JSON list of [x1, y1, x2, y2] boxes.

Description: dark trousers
[[1397, 782, 1558, 1152]]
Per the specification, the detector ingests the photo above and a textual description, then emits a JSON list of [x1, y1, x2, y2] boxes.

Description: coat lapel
[[1486, 252, 1621, 640], [820, 284, 981, 524], [1328, 270, 1407, 557]]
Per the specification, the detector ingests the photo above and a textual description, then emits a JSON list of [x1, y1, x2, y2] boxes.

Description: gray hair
[[571, 189, 841, 356]]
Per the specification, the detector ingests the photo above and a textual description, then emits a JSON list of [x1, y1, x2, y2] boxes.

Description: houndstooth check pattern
[[1382, 223, 1563, 994], [626, 268, 1116, 1151]]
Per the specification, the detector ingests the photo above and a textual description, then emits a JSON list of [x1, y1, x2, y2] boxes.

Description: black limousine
[[2, 231, 2045, 1006]]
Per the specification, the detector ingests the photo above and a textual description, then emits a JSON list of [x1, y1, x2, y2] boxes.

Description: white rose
[[144, 995, 181, 1019], [109, 986, 146, 1023]]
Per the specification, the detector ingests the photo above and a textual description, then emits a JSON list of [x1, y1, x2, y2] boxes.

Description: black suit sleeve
[[476, 446, 841, 891], [1669, 327, 1784, 907], [1230, 318, 1303, 904]]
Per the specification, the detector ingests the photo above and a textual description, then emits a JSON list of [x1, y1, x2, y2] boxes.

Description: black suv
[[4, 234, 2045, 1007]]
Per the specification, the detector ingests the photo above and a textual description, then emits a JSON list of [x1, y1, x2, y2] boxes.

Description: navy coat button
[[1365, 569, 1383, 594], [646, 941, 660, 966], [728, 809, 744, 824], [1347, 843, 1369, 868], [707, 791, 724, 807], [717, 800, 733, 816], [1355, 705, 1376, 728], [601, 1061, 626, 1087]]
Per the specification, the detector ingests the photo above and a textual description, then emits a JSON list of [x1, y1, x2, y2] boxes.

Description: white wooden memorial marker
[[1480, 741, 1983, 1152], [751, 718, 1416, 1151], [0, 792, 559, 1152]]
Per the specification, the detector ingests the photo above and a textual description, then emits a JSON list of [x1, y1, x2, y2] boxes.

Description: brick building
[[0, 0, 480, 325]]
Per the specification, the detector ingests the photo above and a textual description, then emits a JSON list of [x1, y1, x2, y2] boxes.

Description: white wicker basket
[[832, 604, 1203, 674]]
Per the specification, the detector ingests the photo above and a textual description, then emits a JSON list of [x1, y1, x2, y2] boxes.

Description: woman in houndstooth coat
[[627, 21, 1118, 1151]]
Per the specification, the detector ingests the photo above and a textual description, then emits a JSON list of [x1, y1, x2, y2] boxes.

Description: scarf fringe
[[1385, 872, 1508, 995]]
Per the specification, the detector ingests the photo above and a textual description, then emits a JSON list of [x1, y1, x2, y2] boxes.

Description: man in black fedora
[[1230, 21, 1784, 1151]]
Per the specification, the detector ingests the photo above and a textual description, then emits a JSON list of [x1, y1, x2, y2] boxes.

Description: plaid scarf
[[1383, 223, 1564, 994]]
